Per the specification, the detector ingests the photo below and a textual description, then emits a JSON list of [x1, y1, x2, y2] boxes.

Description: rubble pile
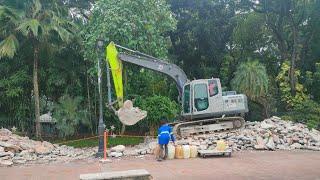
[[130, 116, 320, 157], [175, 116, 320, 152], [0, 129, 95, 167], [1, 116, 320, 165]]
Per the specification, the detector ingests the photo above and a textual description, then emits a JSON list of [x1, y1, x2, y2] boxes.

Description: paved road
[[1, 151, 320, 180]]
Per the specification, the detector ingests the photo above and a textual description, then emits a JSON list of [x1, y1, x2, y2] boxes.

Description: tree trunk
[[289, 15, 298, 96], [121, 124, 126, 135], [33, 45, 41, 139], [86, 62, 93, 135]]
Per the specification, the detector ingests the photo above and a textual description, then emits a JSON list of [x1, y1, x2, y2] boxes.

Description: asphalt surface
[[1, 150, 320, 180]]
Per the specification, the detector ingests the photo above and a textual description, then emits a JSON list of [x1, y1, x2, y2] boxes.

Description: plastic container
[[216, 140, 227, 151], [175, 145, 184, 159], [190, 145, 198, 158], [167, 144, 175, 159], [182, 145, 190, 159]]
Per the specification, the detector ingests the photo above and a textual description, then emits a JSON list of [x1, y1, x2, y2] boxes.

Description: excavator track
[[172, 116, 245, 138]]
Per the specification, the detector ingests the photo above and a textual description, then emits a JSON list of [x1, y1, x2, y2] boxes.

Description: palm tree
[[231, 60, 269, 100], [0, 0, 75, 138], [231, 60, 270, 117]]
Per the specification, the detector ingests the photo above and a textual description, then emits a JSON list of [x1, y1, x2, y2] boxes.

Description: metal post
[[96, 39, 105, 157], [106, 61, 112, 105]]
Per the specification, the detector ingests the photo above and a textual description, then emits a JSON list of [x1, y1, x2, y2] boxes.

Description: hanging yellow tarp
[[106, 42, 123, 107]]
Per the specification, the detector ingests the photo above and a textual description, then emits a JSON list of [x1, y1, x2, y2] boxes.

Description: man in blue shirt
[[157, 119, 175, 161]]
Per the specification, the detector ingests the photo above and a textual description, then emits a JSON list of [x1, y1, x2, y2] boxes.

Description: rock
[[0, 128, 12, 136], [0, 151, 14, 158], [253, 145, 264, 150], [12, 157, 26, 164], [34, 144, 52, 155], [276, 144, 289, 150], [260, 121, 275, 129], [42, 141, 54, 150], [292, 136, 300, 143], [290, 143, 302, 149], [140, 150, 147, 155], [147, 142, 157, 150], [0, 146, 4, 152], [109, 151, 123, 158], [111, 145, 125, 153], [254, 136, 265, 149], [266, 137, 275, 150], [286, 138, 293, 145], [272, 135, 280, 144], [200, 141, 207, 145], [0, 141, 22, 153], [309, 131, 320, 142], [0, 159, 13, 166], [0, 141, 12, 148], [0, 135, 9, 141], [305, 146, 320, 151]]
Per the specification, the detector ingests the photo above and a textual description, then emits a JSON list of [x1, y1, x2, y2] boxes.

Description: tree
[[276, 61, 308, 109], [231, 60, 271, 117], [83, 0, 177, 134], [243, 0, 319, 97], [53, 95, 91, 138], [0, 0, 76, 138], [169, 0, 237, 79]]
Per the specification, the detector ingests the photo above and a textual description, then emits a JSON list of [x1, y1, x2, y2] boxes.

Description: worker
[[157, 119, 175, 161]]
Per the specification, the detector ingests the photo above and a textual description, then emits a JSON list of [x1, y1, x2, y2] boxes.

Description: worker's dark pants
[[159, 144, 168, 160]]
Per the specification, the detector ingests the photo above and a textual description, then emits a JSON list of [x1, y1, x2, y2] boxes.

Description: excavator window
[[208, 80, 219, 97], [183, 84, 191, 113], [194, 83, 209, 111]]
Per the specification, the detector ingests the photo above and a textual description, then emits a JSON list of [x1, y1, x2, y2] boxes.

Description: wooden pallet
[[198, 149, 232, 158]]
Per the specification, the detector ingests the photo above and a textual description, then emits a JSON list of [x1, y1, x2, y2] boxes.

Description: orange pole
[[104, 130, 107, 160]]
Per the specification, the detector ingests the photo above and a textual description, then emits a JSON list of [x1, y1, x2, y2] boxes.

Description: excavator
[[105, 42, 248, 137]]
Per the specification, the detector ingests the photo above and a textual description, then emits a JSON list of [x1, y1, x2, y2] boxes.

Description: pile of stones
[[174, 116, 320, 151], [0, 128, 96, 167], [131, 116, 320, 155], [2, 116, 320, 166]]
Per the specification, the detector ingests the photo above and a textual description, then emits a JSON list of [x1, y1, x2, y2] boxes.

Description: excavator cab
[[181, 78, 248, 121]]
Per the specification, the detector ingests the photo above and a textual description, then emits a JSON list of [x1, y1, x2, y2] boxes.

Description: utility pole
[[96, 39, 105, 157]]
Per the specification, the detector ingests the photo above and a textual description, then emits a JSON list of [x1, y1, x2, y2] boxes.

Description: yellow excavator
[[105, 42, 248, 137]]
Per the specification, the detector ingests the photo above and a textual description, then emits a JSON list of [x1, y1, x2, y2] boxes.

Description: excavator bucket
[[106, 42, 147, 125]]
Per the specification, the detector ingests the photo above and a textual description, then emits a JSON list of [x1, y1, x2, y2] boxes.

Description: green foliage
[[233, 13, 267, 51], [305, 63, 320, 103], [169, 0, 236, 78], [276, 61, 308, 109], [283, 100, 320, 129], [53, 95, 91, 138], [231, 60, 268, 100], [134, 95, 179, 134], [83, 0, 176, 61]]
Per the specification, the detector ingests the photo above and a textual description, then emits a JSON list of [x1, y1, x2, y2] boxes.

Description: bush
[[283, 100, 320, 129], [53, 95, 92, 138], [134, 95, 179, 135]]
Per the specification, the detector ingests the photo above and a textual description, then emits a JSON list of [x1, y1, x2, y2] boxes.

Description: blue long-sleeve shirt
[[158, 124, 175, 145]]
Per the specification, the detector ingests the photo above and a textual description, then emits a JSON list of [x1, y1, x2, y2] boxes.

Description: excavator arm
[[106, 42, 188, 103]]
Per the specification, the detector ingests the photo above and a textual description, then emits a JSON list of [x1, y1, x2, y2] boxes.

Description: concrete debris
[[130, 116, 320, 155], [0, 128, 95, 167], [1, 116, 320, 166], [111, 145, 125, 153]]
